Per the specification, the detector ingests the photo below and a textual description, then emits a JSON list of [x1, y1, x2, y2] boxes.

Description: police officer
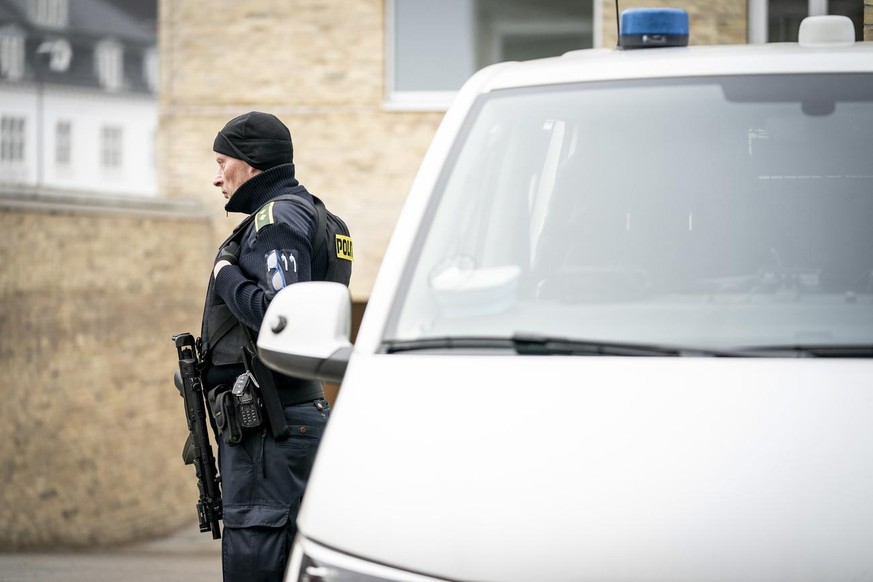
[[201, 111, 331, 581]]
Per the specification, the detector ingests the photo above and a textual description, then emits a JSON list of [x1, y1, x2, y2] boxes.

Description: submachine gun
[[172, 332, 223, 539]]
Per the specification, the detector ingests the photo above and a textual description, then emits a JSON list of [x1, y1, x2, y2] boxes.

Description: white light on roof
[[798, 15, 855, 47]]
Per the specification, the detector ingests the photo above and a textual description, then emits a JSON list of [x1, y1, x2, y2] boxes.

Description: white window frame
[[1, 116, 26, 166], [0, 25, 25, 82], [100, 125, 123, 170], [37, 38, 72, 73], [384, 0, 468, 112], [30, 0, 69, 29], [748, 0, 832, 43], [144, 47, 159, 93], [55, 120, 72, 167], [592, 0, 604, 48], [95, 39, 124, 92], [384, 0, 601, 112]]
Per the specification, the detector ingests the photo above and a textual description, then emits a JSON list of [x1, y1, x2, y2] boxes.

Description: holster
[[207, 385, 243, 446], [205, 320, 325, 443], [242, 343, 293, 441]]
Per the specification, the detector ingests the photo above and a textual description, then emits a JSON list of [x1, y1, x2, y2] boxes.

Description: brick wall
[[159, 0, 444, 302], [0, 196, 213, 549]]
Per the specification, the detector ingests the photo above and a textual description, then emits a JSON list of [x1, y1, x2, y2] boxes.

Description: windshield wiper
[[726, 344, 873, 358], [383, 335, 683, 355], [384, 337, 515, 354], [510, 334, 693, 356], [385, 336, 873, 358], [513, 337, 873, 358]]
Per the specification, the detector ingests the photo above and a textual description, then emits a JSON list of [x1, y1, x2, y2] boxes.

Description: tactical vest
[[201, 189, 352, 368]]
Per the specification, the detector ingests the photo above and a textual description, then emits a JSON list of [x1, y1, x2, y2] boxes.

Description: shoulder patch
[[335, 234, 354, 261], [255, 202, 275, 232]]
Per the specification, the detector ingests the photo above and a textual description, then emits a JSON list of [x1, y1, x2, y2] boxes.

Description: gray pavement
[[0, 523, 222, 582]]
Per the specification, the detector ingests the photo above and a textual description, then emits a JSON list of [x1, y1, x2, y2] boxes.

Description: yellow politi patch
[[335, 235, 354, 261], [255, 203, 275, 232]]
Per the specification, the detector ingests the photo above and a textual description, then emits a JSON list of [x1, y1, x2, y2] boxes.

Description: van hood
[[299, 355, 873, 582]]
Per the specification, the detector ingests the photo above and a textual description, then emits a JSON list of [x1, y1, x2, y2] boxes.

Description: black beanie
[[213, 111, 293, 171]]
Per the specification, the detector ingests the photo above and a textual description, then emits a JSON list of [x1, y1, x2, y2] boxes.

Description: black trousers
[[219, 399, 330, 582]]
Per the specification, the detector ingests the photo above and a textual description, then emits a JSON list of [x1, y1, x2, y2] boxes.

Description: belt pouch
[[207, 385, 243, 446]]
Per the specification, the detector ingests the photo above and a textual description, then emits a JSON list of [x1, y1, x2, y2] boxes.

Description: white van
[[259, 10, 873, 582]]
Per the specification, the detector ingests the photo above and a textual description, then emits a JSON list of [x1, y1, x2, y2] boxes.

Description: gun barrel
[[173, 332, 223, 539], [197, 500, 221, 539]]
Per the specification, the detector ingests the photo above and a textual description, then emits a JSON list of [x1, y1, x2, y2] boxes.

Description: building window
[[144, 47, 158, 93], [37, 38, 72, 72], [386, 0, 594, 110], [30, 0, 69, 29], [749, 0, 863, 43], [0, 25, 25, 81], [56, 121, 71, 166], [101, 126, 123, 169], [95, 39, 123, 91], [1, 116, 26, 165]]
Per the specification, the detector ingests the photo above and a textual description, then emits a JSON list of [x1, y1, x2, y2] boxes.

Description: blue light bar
[[620, 8, 689, 49]]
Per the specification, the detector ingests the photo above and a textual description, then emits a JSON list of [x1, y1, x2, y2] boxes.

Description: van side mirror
[[257, 282, 353, 384]]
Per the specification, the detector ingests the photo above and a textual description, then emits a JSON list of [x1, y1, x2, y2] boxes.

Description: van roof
[[476, 42, 873, 94]]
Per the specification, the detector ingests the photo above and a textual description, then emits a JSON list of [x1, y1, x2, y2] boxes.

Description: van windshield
[[387, 75, 873, 352]]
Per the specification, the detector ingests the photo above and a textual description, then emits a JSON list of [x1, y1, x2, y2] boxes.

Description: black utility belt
[[279, 384, 325, 407], [207, 371, 324, 446]]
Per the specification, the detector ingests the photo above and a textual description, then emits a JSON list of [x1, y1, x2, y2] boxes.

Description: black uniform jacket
[[200, 164, 324, 392]]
